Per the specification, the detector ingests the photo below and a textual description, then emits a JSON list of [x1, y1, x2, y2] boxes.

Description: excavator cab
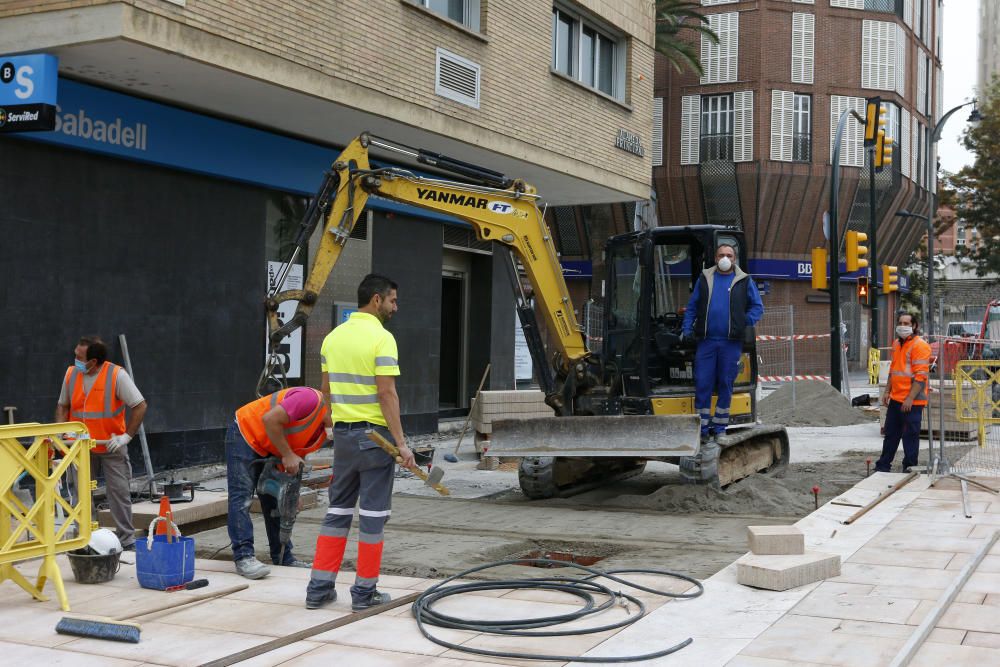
[[604, 226, 757, 427]]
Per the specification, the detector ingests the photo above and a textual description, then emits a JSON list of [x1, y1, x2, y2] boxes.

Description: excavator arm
[[261, 133, 594, 411]]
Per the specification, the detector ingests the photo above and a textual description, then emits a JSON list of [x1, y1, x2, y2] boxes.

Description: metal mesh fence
[[907, 335, 1000, 478], [756, 305, 834, 382], [583, 300, 603, 354]]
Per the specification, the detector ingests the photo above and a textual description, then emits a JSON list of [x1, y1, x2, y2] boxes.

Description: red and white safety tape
[[759, 375, 831, 382], [756, 333, 832, 341]]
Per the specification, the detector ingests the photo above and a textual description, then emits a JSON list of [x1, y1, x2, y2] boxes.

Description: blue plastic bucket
[[135, 534, 195, 590]]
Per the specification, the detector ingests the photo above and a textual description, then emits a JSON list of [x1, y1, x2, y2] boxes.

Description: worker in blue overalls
[[682, 244, 764, 444]]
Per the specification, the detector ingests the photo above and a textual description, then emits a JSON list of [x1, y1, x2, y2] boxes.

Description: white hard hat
[[88, 528, 122, 555]]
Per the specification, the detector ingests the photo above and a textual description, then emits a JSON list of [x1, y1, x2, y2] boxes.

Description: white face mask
[[717, 256, 733, 272], [896, 325, 913, 339]]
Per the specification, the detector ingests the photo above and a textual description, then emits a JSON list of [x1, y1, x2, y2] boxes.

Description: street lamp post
[[921, 101, 983, 335]]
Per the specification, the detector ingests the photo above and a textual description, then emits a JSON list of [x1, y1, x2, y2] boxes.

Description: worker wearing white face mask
[[682, 244, 764, 444], [876, 311, 932, 472]]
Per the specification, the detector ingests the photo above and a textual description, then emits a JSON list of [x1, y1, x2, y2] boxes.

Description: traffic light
[[811, 247, 828, 290], [857, 276, 870, 304], [874, 129, 894, 172], [864, 97, 885, 147], [882, 264, 899, 293], [846, 230, 869, 272]]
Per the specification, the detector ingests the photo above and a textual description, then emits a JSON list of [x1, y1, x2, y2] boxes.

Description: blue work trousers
[[876, 400, 924, 472], [694, 338, 743, 436], [225, 420, 295, 565]]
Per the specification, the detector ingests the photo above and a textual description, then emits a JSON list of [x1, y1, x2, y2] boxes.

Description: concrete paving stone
[[312, 614, 478, 655], [907, 599, 1000, 632], [283, 643, 494, 666], [897, 508, 1000, 525], [154, 597, 349, 635], [865, 531, 988, 554], [0, 640, 145, 666], [830, 618, 965, 644], [207, 640, 325, 667], [737, 552, 840, 591], [726, 657, 831, 667], [57, 621, 273, 666], [571, 635, 748, 666], [969, 524, 1000, 539], [907, 498, 990, 513], [810, 581, 874, 596], [908, 641, 1000, 666], [868, 584, 985, 604], [962, 631, 1000, 649], [921, 488, 999, 503], [878, 519, 976, 538], [0, 601, 91, 648], [101, 491, 229, 531], [747, 525, 804, 555], [739, 614, 905, 667], [833, 562, 964, 589], [986, 594, 1000, 606], [791, 593, 921, 624], [848, 545, 957, 569]]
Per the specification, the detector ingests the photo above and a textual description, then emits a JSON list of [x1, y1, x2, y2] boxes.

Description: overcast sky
[[938, 0, 980, 174]]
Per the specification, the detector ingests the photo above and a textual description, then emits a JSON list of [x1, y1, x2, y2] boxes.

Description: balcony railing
[[865, 0, 903, 16], [792, 134, 812, 163], [700, 133, 733, 162]]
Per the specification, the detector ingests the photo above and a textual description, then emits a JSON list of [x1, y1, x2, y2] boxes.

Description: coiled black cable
[[410, 559, 704, 663]]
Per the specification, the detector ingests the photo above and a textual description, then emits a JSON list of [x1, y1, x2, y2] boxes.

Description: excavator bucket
[[485, 415, 701, 458]]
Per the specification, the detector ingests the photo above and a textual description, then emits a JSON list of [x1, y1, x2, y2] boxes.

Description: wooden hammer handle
[[366, 430, 449, 496]]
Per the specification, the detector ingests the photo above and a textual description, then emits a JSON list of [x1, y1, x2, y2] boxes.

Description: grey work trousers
[[92, 448, 135, 547]]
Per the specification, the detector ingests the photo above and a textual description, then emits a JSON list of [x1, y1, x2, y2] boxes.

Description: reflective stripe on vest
[[64, 363, 127, 451], [235, 388, 326, 457]]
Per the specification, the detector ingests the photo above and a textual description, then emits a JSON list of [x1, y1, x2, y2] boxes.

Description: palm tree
[[654, 0, 718, 77]]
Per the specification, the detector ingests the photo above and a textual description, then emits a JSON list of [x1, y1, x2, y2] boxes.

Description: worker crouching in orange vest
[[227, 387, 331, 580], [876, 312, 932, 472]]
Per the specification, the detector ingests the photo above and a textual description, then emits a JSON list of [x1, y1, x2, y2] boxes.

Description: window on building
[[701, 94, 734, 161], [421, 0, 480, 31], [551, 5, 624, 100], [793, 94, 812, 162], [830, 95, 865, 167], [701, 12, 739, 84], [862, 20, 901, 91], [830, 0, 863, 9], [956, 223, 967, 247]]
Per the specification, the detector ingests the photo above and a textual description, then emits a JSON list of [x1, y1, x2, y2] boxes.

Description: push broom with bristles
[[55, 583, 248, 643]]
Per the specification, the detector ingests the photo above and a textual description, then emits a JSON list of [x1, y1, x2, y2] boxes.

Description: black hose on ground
[[410, 559, 704, 663]]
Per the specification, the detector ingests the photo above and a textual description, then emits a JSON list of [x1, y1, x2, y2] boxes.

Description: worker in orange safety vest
[[56, 336, 147, 550], [876, 311, 932, 472]]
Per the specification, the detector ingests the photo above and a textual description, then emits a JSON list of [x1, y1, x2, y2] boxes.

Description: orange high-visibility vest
[[235, 388, 326, 457], [889, 335, 932, 405], [63, 362, 127, 454]]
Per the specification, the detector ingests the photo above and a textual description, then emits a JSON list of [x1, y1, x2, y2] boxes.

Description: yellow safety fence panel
[[868, 348, 881, 386], [0, 422, 96, 611], [954, 361, 1000, 449]]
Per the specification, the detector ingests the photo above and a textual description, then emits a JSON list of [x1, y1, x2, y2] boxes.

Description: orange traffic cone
[[155, 496, 174, 536]]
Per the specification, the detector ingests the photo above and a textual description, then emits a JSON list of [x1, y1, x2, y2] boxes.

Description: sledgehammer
[[366, 430, 450, 496]]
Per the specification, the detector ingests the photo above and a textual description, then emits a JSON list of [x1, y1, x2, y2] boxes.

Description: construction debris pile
[[757, 380, 874, 427]]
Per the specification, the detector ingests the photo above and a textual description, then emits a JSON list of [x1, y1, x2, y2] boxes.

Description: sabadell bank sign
[[52, 106, 148, 150]]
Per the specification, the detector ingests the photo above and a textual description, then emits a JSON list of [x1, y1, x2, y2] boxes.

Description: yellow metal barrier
[[954, 361, 1000, 447], [0, 422, 96, 611], [868, 348, 882, 386]]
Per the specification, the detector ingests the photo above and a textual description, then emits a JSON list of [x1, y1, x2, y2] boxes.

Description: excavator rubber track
[[678, 424, 790, 487]]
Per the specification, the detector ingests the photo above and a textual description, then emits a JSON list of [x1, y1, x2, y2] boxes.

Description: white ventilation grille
[[917, 50, 926, 115], [831, 0, 863, 9], [862, 20, 897, 92], [791, 13, 815, 84], [910, 114, 919, 181], [904, 0, 913, 28], [895, 23, 906, 97], [680, 95, 701, 165], [435, 48, 480, 109], [830, 95, 864, 167]]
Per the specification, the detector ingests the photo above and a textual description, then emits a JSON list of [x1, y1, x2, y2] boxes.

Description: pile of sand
[[758, 380, 874, 427]]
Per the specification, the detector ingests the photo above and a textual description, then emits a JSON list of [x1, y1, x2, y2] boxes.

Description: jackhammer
[[255, 457, 307, 566]]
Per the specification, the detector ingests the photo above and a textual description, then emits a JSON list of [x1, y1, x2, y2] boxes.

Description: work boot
[[699, 432, 713, 446], [280, 558, 312, 568], [235, 556, 271, 580], [352, 590, 391, 612], [305, 587, 337, 610]]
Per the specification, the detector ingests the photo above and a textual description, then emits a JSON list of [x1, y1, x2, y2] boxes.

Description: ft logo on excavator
[[488, 202, 512, 214]]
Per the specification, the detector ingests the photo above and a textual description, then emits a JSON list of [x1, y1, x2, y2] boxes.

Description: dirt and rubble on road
[[758, 380, 877, 427]]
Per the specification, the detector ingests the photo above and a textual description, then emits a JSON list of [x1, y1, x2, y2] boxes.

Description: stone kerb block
[[747, 525, 805, 555], [736, 552, 841, 591]]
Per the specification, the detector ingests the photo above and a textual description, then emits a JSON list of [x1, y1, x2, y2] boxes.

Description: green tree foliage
[[948, 79, 1000, 276], [654, 0, 718, 76]]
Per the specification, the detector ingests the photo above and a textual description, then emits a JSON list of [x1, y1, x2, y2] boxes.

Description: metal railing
[[700, 133, 733, 162]]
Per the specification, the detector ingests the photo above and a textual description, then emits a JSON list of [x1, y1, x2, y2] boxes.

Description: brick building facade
[[652, 0, 942, 364]]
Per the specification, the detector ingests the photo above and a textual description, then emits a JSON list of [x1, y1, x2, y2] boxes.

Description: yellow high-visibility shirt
[[320, 312, 400, 426]]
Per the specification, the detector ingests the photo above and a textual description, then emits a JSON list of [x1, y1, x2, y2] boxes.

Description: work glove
[[106, 433, 132, 454]]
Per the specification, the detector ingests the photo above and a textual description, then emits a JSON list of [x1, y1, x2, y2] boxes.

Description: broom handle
[[452, 363, 490, 456], [113, 584, 249, 620]]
